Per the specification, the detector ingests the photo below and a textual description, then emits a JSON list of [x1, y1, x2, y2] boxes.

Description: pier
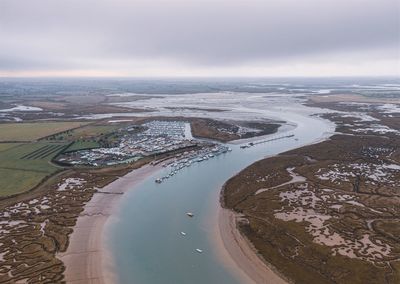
[[241, 134, 295, 148]]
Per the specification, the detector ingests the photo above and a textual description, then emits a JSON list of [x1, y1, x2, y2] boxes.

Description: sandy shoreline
[[58, 164, 162, 283], [216, 206, 289, 284]]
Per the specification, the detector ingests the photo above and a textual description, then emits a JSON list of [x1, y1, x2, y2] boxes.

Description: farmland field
[[64, 141, 100, 152], [0, 123, 121, 196], [0, 143, 21, 152], [48, 124, 118, 141], [65, 124, 118, 139], [0, 168, 48, 196], [0, 142, 67, 196], [0, 121, 89, 141]]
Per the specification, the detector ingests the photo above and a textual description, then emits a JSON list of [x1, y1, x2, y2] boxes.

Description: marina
[[154, 144, 231, 183], [56, 120, 216, 167]]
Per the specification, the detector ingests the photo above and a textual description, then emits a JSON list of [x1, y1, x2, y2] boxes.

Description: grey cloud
[[0, 0, 399, 72]]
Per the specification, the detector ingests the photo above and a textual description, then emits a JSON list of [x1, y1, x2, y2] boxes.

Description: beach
[[58, 164, 162, 283], [214, 188, 289, 284], [217, 208, 289, 284]]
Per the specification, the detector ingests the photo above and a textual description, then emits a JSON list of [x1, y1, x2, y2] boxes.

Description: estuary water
[[107, 108, 334, 284]]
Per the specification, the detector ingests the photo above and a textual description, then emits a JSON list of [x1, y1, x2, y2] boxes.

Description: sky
[[0, 0, 399, 77]]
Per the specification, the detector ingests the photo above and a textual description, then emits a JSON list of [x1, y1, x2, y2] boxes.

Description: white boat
[[180, 231, 187, 236], [155, 178, 162, 183], [186, 212, 194, 217], [195, 249, 203, 253]]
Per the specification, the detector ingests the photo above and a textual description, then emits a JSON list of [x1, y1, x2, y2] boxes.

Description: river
[[106, 108, 334, 284]]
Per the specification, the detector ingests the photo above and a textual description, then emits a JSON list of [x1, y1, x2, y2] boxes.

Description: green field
[[0, 122, 121, 196], [0, 143, 21, 152], [47, 124, 118, 143], [64, 141, 100, 152], [0, 168, 48, 196], [0, 121, 89, 141], [0, 142, 67, 196], [65, 124, 118, 140]]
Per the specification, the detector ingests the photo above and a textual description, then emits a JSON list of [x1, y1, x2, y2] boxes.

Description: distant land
[[0, 78, 399, 283]]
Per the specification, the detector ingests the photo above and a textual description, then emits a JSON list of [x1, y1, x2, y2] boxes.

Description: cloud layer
[[0, 0, 399, 76]]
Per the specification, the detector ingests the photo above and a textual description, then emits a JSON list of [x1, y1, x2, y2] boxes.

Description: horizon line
[[0, 75, 399, 80]]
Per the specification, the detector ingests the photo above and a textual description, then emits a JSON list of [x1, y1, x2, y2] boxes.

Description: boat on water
[[180, 232, 187, 236], [195, 249, 203, 253], [155, 178, 162, 183], [186, 212, 194, 217]]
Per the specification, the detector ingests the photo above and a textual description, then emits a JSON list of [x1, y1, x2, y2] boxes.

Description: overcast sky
[[0, 0, 399, 77]]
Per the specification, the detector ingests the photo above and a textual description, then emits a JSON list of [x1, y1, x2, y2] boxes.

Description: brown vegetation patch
[[0, 153, 154, 283], [190, 118, 281, 142], [191, 118, 240, 142], [222, 104, 400, 283]]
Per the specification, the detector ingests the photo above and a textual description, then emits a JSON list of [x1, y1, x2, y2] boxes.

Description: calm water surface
[[108, 110, 333, 284]]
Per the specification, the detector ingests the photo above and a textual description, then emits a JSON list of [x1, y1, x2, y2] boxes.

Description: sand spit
[[58, 164, 161, 284]]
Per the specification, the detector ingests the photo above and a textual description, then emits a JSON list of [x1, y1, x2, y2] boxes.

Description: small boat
[[186, 212, 194, 217], [195, 249, 203, 253], [155, 178, 162, 183], [180, 232, 187, 236]]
